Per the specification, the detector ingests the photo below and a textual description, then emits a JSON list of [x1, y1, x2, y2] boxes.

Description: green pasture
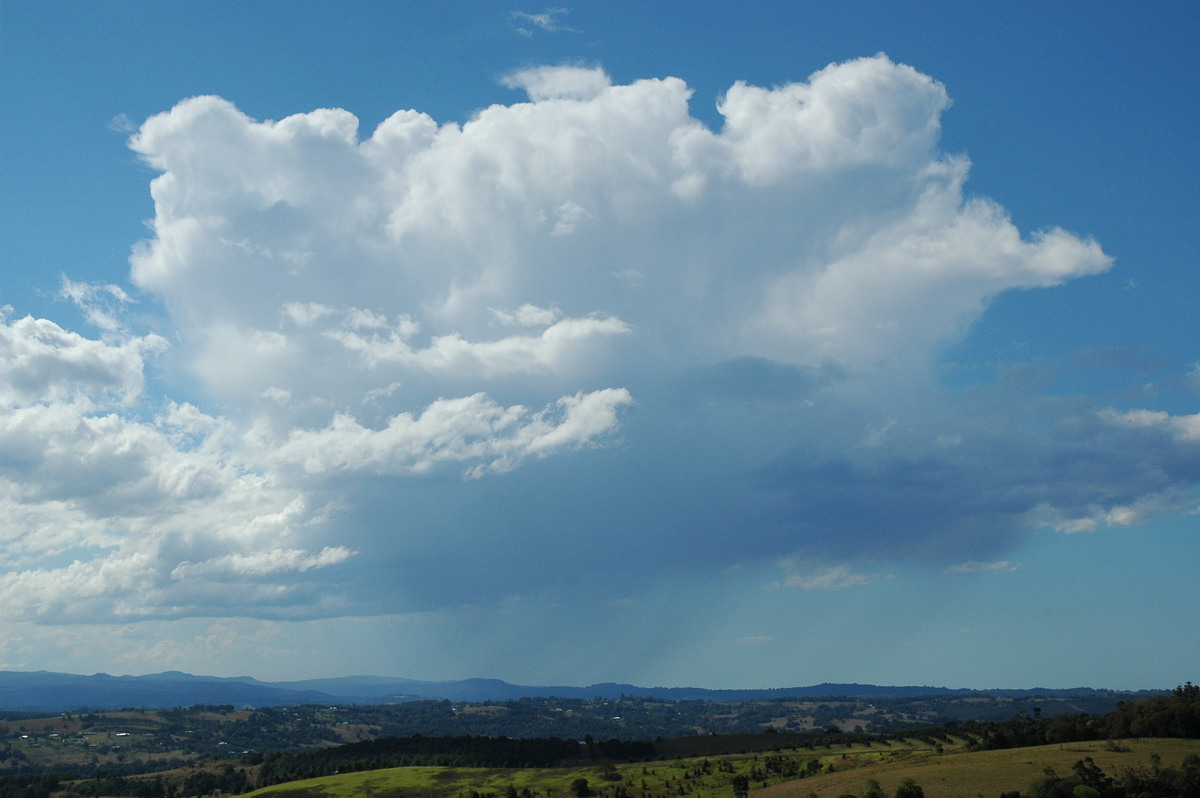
[[245, 737, 950, 798], [762, 737, 1200, 798], [242, 738, 1200, 798]]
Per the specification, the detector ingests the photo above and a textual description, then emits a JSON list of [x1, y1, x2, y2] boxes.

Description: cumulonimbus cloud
[[6, 55, 1192, 632]]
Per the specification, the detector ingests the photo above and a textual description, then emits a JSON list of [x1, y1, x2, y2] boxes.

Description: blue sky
[[1, 1, 1197, 691]]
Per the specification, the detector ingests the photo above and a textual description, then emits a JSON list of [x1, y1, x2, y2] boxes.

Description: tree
[[893, 779, 925, 798], [731, 775, 749, 798], [571, 779, 591, 798], [1071, 757, 1112, 791]]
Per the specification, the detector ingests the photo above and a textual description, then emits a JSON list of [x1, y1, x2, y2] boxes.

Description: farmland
[[0, 683, 1195, 797], [240, 737, 1200, 798]]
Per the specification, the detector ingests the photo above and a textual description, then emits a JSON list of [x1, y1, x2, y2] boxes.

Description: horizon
[[1, 1, 1198, 692], [0, 668, 1181, 696]]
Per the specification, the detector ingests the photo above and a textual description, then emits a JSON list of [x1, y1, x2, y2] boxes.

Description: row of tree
[[253, 734, 598, 786], [1017, 752, 1200, 798], [953, 682, 1200, 751]]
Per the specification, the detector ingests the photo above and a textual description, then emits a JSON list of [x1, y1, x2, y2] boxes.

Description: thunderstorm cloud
[[3, 57, 1195, 666]]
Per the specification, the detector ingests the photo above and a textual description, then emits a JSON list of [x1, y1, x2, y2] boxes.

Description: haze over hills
[[0, 670, 1158, 712]]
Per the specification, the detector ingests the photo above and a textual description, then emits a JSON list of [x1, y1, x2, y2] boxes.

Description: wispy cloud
[[108, 113, 137, 133], [511, 7, 578, 37], [947, 560, 1016, 574], [773, 564, 878, 591]]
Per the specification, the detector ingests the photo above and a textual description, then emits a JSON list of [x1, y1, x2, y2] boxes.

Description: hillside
[[232, 738, 1200, 798]]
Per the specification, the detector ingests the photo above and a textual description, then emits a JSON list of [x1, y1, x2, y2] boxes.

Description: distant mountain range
[[0, 670, 1155, 712]]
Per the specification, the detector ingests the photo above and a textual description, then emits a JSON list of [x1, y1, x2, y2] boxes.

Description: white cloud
[[122, 57, 1111, 418], [0, 308, 165, 407], [709, 56, 949, 181], [170, 546, 354, 578], [0, 484, 348, 623], [748, 178, 1110, 369], [0, 406, 340, 622], [1048, 490, 1198, 534], [503, 65, 608, 101], [510, 8, 579, 38], [773, 562, 877, 591], [550, 199, 591, 235], [947, 560, 1015, 574], [492, 304, 560, 327], [269, 388, 633, 479], [0, 308, 357, 623], [5, 56, 1169, 636], [1100, 407, 1200, 442], [313, 304, 630, 376], [59, 277, 136, 335], [283, 301, 336, 327], [108, 113, 137, 133]]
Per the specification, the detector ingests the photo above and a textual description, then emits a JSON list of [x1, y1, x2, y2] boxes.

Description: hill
[[0, 671, 1159, 712], [1, 683, 1194, 798], [234, 738, 1200, 798]]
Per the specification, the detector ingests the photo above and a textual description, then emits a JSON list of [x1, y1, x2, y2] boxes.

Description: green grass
[[249, 765, 604, 798], [248, 753, 797, 798], [240, 738, 1200, 798], [243, 738, 927, 798], [762, 738, 1200, 798]]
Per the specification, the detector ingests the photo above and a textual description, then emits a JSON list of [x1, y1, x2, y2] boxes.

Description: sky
[[0, 1, 1197, 692]]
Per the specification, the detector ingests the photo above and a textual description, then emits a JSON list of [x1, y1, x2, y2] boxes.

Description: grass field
[[245, 743, 861, 798], [240, 738, 1200, 798], [763, 737, 1200, 797]]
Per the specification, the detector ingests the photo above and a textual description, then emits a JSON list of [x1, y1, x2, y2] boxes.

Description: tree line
[[951, 682, 1200, 751]]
